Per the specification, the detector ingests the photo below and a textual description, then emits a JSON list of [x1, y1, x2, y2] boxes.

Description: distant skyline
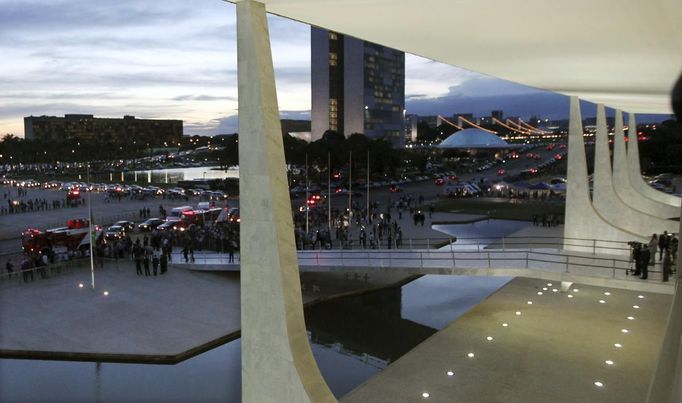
[[0, 0, 672, 138]]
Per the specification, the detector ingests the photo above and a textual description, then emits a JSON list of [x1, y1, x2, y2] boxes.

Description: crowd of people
[[2, 189, 79, 215], [291, 194, 438, 250]]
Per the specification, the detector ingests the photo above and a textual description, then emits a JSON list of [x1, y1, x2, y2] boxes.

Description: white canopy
[[231, 0, 682, 114]]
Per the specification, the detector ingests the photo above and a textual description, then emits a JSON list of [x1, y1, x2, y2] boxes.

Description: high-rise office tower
[[311, 27, 405, 147]]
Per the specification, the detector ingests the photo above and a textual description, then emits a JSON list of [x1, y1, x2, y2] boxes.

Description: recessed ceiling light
[[552, 289, 558, 292], [614, 343, 622, 348], [515, 311, 521, 315], [638, 295, 644, 299], [604, 292, 611, 296], [573, 289, 579, 292], [537, 292, 543, 295], [594, 381, 604, 387], [627, 316, 635, 320], [422, 392, 430, 398], [502, 323, 509, 327], [621, 329, 629, 333], [447, 371, 454, 377], [103, 291, 109, 296], [568, 294, 574, 299], [599, 300, 606, 304], [542, 287, 548, 291], [547, 283, 553, 286], [527, 301, 533, 305], [605, 360, 614, 365], [78, 283, 84, 288], [467, 352, 475, 358], [486, 336, 493, 341], [633, 305, 640, 309]]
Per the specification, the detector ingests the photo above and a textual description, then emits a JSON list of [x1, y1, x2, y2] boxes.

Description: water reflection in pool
[[0, 275, 511, 402]]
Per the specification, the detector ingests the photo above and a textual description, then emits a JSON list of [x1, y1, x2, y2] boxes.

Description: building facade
[[23, 114, 183, 146], [311, 27, 405, 147], [404, 114, 419, 143]]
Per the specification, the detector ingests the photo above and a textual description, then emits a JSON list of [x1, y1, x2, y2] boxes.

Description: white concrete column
[[236, 1, 337, 402], [591, 104, 675, 237], [612, 110, 679, 218], [627, 113, 681, 207], [563, 97, 636, 254]]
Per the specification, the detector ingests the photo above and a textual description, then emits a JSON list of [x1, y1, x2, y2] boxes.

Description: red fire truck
[[66, 188, 82, 206], [21, 219, 100, 256]]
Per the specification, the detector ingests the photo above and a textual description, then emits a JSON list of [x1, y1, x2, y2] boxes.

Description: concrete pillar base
[[627, 113, 681, 208], [563, 97, 641, 254], [612, 110, 680, 218]]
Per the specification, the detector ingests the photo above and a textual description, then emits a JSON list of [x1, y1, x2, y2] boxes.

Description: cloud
[[406, 92, 570, 119], [172, 95, 237, 102]]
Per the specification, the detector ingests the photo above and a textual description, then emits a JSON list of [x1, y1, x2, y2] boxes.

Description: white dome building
[[437, 128, 520, 149]]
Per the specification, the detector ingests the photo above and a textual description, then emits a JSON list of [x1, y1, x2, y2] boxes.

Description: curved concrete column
[[563, 97, 641, 253], [592, 104, 676, 237], [627, 113, 681, 207], [236, 1, 337, 402], [611, 110, 679, 218]]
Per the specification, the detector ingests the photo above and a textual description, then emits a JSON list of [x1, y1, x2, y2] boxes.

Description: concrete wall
[[591, 104, 677, 237], [343, 36, 364, 136], [310, 26, 330, 142]]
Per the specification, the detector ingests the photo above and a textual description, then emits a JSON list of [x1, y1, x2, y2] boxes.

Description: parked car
[[104, 225, 126, 240], [138, 218, 165, 232], [114, 221, 135, 231]]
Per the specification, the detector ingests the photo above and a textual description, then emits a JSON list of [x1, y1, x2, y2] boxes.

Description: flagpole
[[305, 152, 309, 235], [366, 151, 370, 219], [348, 151, 352, 230], [87, 164, 95, 289], [328, 152, 331, 232]]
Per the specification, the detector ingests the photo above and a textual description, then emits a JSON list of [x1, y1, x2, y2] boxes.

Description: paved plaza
[[342, 277, 672, 403], [0, 260, 409, 362]]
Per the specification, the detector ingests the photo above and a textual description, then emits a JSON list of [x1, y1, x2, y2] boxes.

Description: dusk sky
[[0, 0, 672, 137]]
